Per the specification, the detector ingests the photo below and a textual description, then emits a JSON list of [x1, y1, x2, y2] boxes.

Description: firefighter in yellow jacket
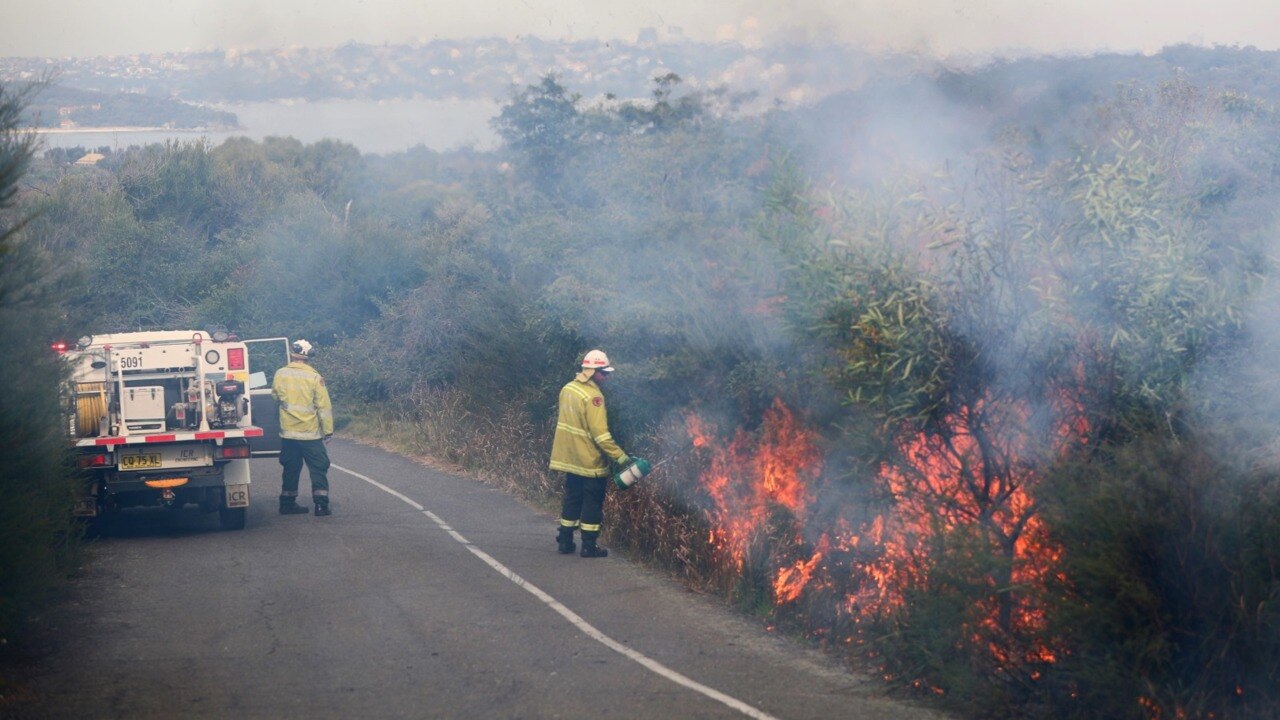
[[549, 349, 630, 557], [272, 339, 334, 516]]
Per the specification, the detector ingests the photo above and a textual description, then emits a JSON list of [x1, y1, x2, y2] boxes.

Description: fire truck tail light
[[77, 453, 111, 468], [217, 445, 251, 460], [227, 347, 246, 370]]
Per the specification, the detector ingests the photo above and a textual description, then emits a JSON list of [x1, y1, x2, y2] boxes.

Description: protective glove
[[616, 453, 631, 467], [323, 434, 333, 444]]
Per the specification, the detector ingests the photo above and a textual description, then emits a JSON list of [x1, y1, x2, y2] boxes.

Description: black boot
[[556, 526, 576, 555], [580, 535, 608, 558], [279, 496, 308, 515], [313, 497, 331, 517]]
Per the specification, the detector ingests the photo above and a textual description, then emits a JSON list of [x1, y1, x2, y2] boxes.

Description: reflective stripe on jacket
[[548, 372, 627, 478], [272, 361, 334, 440]]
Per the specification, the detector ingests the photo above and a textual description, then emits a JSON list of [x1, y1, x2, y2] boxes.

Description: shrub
[[1040, 433, 1280, 719], [0, 82, 83, 638]]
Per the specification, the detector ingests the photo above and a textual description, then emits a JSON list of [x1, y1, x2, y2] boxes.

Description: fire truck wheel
[[218, 506, 247, 531]]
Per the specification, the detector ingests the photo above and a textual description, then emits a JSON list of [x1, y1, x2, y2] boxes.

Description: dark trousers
[[559, 473, 606, 538], [280, 438, 330, 498]]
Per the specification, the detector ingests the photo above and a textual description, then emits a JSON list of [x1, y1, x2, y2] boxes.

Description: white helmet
[[291, 339, 314, 357], [581, 349, 614, 372]]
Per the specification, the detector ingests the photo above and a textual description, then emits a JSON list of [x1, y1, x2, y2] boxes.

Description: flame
[[871, 394, 1077, 664], [686, 400, 821, 574], [687, 413, 713, 447], [775, 550, 823, 604], [1138, 696, 1193, 720], [756, 402, 817, 514], [686, 390, 1085, 678]]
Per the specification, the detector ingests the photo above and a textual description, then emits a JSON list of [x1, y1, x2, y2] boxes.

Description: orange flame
[[775, 551, 823, 604], [686, 388, 1084, 675], [686, 400, 821, 574], [871, 394, 1076, 663]]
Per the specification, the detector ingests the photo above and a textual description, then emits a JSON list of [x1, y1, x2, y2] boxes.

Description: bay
[[33, 96, 501, 155]]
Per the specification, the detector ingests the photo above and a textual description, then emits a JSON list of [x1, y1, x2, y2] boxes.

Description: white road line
[[333, 463, 780, 720]]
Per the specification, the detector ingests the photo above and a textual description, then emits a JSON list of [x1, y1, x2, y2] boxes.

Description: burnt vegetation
[[6, 45, 1280, 718]]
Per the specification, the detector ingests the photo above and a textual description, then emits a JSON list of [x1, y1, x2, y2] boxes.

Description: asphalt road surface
[[7, 438, 948, 720]]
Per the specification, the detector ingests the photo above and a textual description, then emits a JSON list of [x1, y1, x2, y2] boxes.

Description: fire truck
[[61, 330, 291, 531]]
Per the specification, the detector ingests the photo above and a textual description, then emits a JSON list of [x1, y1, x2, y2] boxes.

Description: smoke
[[615, 42, 1280, 641], [1189, 221, 1280, 470], [796, 76, 993, 185]]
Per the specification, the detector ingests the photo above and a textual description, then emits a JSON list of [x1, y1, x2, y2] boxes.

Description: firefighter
[[272, 339, 334, 517], [549, 349, 631, 558]]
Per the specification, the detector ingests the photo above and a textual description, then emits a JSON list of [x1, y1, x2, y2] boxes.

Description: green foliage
[[341, 82, 793, 446], [873, 524, 1031, 716], [819, 256, 954, 426], [279, 137, 366, 205], [0, 83, 82, 637], [16, 135, 419, 343], [1041, 435, 1280, 719], [491, 75, 586, 190], [113, 140, 225, 233], [1055, 120, 1264, 437], [324, 193, 575, 413]]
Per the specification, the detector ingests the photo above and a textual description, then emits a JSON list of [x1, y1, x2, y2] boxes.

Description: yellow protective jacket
[[549, 372, 628, 478], [272, 361, 334, 440]]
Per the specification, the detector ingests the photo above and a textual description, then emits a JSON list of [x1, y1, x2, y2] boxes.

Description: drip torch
[[612, 441, 696, 490]]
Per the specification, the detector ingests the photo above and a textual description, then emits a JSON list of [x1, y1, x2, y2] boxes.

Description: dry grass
[[343, 388, 562, 508], [345, 394, 814, 602], [348, 394, 866, 626], [342, 391, 732, 587]]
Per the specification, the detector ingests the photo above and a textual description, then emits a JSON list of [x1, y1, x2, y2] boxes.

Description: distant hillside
[[7, 40, 1280, 160], [20, 84, 239, 130], [0, 37, 911, 107], [790, 43, 1280, 179], [4, 39, 1279, 114]]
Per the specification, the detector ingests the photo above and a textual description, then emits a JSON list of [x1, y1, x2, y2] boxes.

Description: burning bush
[[720, 79, 1280, 717]]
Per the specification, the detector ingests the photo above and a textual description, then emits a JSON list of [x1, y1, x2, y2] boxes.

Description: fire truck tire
[[219, 506, 247, 531]]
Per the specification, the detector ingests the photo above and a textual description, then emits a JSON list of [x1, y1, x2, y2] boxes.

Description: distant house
[[74, 152, 106, 166]]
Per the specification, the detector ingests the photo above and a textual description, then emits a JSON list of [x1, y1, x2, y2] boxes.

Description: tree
[[491, 75, 586, 190], [0, 82, 82, 637]]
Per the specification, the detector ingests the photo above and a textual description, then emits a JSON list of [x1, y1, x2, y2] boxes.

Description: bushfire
[[688, 401, 820, 575], [686, 393, 1085, 674]]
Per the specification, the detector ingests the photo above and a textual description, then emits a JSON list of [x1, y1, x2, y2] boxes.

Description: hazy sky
[[3, 0, 1279, 59]]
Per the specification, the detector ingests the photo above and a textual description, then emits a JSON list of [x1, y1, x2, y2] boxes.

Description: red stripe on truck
[[145, 434, 176, 443], [244, 427, 264, 437], [194, 431, 225, 440], [95, 437, 125, 445]]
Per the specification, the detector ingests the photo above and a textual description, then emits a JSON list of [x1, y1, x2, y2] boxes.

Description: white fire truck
[[61, 330, 291, 531]]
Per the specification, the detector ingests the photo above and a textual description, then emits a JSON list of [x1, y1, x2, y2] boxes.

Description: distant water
[[33, 97, 502, 155]]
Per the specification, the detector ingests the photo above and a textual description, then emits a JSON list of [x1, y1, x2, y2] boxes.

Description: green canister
[[613, 457, 652, 490]]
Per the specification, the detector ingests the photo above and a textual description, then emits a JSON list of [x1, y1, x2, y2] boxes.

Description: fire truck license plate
[[119, 453, 162, 470]]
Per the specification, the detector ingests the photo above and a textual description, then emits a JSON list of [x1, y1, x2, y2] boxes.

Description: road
[[6, 438, 948, 720]]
